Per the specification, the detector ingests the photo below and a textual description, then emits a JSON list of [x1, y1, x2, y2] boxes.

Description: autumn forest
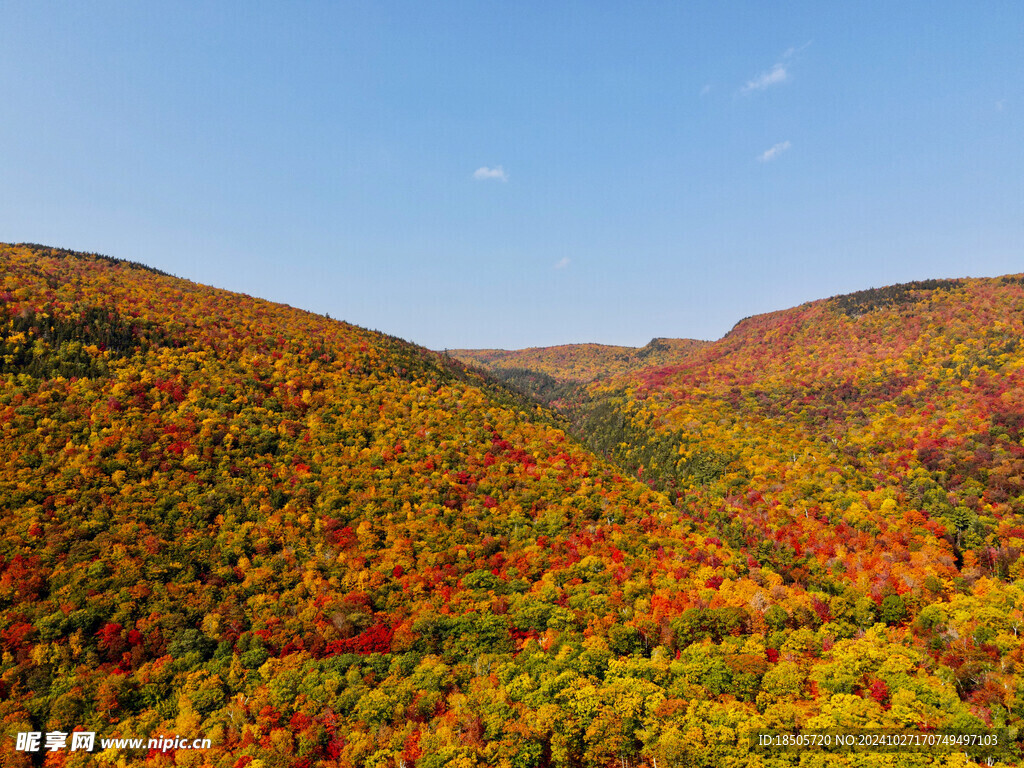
[[3, 243, 1024, 767]]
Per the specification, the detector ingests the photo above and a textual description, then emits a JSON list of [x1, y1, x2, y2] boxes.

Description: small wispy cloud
[[700, 84, 713, 97], [758, 141, 791, 162], [553, 257, 570, 270], [782, 41, 812, 59], [473, 165, 508, 182], [741, 44, 809, 95], [996, 99, 1006, 112], [742, 63, 787, 94]]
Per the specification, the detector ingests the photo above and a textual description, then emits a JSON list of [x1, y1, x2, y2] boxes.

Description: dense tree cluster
[[828, 279, 965, 318], [1, 244, 1022, 766]]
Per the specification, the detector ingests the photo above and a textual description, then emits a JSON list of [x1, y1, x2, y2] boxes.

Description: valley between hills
[[3, 242, 1024, 766]]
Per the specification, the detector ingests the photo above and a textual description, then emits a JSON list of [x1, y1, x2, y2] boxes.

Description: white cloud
[[553, 257, 570, 270], [741, 45, 808, 94], [758, 141, 791, 162], [782, 41, 812, 59], [473, 165, 508, 182], [742, 63, 787, 93]]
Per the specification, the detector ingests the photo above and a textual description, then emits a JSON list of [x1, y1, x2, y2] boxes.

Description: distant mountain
[[449, 338, 708, 383], [2, 244, 1022, 766], [448, 338, 708, 413]]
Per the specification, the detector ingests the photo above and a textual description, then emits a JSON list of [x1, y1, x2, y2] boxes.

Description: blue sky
[[2, 2, 1021, 349]]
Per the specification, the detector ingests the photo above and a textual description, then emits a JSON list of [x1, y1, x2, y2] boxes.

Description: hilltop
[[2, 245, 1023, 766]]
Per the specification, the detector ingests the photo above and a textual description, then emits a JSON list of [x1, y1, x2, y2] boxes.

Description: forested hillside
[[569, 277, 1024, 594], [2, 245, 1022, 767]]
